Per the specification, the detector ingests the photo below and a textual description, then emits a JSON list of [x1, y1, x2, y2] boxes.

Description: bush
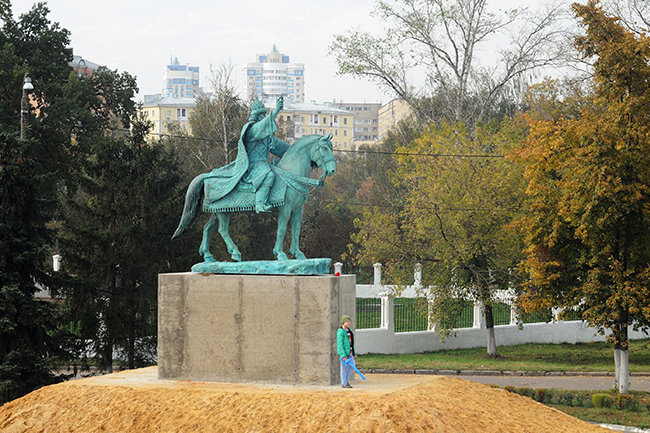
[[575, 391, 594, 408], [617, 394, 639, 412], [502, 387, 646, 412], [517, 387, 534, 398], [534, 388, 548, 403], [639, 397, 650, 413], [593, 394, 613, 408], [560, 392, 575, 407]]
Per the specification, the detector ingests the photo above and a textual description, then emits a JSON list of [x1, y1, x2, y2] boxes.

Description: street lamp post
[[20, 73, 34, 140]]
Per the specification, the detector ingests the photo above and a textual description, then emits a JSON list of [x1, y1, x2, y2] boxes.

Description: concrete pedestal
[[158, 272, 356, 385]]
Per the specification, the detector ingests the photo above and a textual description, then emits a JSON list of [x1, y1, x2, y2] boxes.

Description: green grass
[[357, 339, 650, 372], [549, 405, 650, 429]]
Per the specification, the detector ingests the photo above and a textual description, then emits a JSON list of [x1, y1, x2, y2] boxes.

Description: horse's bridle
[[313, 139, 335, 169]]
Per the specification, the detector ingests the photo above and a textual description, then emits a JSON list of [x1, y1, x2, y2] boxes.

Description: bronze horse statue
[[172, 134, 336, 262]]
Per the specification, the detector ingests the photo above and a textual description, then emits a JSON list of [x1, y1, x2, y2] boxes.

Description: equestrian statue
[[172, 97, 336, 271]]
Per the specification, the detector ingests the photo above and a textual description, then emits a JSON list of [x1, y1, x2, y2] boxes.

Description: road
[[456, 374, 650, 392]]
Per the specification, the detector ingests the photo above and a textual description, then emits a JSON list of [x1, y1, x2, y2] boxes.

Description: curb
[[594, 422, 650, 433], [361, 369, 650, 377]]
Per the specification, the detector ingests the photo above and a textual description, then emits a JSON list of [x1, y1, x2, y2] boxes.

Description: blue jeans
[[340, 357, 353, 385]]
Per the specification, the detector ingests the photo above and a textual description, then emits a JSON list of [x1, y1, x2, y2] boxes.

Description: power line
[[113, 128, 506, 159], [321, 200, 518, 214], [334, 148, 505, 158]]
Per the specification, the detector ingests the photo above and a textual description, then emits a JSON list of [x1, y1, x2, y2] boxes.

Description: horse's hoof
[[201, 251, 216, 263], [294, 252, 307, 260], [276, 252, 289, 261], [231, 252, 242, 262]]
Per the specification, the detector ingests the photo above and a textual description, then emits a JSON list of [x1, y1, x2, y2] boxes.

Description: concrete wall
[[356, 321, 648, 355], [158, 273, 355, 385]]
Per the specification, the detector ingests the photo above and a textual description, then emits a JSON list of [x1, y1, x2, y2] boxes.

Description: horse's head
[[311, 133, 336, 176]]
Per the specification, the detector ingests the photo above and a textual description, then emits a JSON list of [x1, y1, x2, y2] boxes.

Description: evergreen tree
[[58, 122, 185, 371], [0, 2, 74, 403]]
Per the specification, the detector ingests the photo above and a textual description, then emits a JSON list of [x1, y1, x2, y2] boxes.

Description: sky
[[14, 0, 563, 105]]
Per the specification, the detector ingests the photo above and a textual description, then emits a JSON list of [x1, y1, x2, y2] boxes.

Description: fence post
[[473, 300, 486, 329], [427, 295, 436, 332], [373, 263, 382, 287], [552, 307, 562, 321], [380, 291, 394, 333], [510, 302, 519, 325], [334, 262, 343, 275]]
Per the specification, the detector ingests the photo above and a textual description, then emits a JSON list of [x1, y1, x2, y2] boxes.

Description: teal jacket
[[337, 327, 351, 358]]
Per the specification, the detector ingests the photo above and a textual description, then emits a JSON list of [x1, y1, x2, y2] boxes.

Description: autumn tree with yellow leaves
[[516, 1, 650, 393], [352, 120, 526, 357]]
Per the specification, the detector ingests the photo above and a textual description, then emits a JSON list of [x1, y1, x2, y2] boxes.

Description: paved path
[[456, 374, 650, 392]]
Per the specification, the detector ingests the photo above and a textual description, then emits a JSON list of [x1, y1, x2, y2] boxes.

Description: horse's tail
[[172, 173, 205, 239]]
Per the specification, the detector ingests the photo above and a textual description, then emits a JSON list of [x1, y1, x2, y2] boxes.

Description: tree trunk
[[617, 324, 630, 394], [105, 342, 113, 374], [614, 342, 621, 390], [484, 304, 499, 358]]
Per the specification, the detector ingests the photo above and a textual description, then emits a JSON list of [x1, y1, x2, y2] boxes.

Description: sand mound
[[0, 367, 608, 433]]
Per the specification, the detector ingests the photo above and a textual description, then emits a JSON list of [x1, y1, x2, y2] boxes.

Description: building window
[[343, 130, 347, 136], [177, 108, 187, 119], [166, 110, 171, 119], [343, 118, 347, 125], [322, 116, 326, 124]]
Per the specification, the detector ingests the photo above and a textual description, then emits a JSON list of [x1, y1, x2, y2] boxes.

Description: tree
[[58, 119, 185, 371], [0, 2, 75, 403], [352, 120, 526, 356], [602, 0, 649, 35], [181, 63, 248, 171], [330, 0, 566, 127], [515, 1, 650, 393]]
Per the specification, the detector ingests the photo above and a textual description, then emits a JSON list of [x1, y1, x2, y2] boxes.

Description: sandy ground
[[0, 366, 611, 433]]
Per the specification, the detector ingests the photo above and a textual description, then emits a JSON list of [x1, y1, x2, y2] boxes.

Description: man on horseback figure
[[172, 95, 337, 265], [240, 97, 289, 213]]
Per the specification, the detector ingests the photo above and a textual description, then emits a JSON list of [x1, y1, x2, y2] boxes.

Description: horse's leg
[[289, 205, 306, 260], [273, 205, 291, 261], [199, 213, 218, 262], [217, 212, 241, 262]]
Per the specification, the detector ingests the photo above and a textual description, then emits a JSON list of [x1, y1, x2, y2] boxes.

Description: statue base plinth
[[191, 258, 331, 275], [158, 272, 356, 385]]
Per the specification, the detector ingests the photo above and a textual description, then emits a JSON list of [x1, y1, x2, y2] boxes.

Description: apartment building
[[243, 45, 305, 103], [269, 101, 355, 151]]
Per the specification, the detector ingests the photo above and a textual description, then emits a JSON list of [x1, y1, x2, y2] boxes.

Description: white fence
[[344, 263, 648, 355]]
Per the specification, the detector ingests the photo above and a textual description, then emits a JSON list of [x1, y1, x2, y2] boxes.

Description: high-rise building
[[164, 56, 200, 98], [140, 57, 200, 140], [243, 45, 305, 103]]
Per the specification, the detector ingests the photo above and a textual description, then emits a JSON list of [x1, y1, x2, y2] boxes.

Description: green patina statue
[[172, 97, 336, 274]]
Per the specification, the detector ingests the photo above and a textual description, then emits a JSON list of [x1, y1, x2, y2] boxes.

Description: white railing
[[339, 262, 648, 355]]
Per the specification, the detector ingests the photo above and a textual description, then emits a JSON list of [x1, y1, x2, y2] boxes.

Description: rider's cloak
[[203, 112, 289, 208]]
